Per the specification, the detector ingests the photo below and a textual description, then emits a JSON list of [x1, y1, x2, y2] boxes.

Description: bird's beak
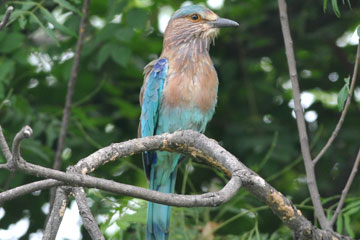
[[210, 18, 239, 28]]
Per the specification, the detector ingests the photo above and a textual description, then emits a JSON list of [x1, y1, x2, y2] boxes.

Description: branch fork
[[0, 125, 353, 239], [278, 0, 360, 232]]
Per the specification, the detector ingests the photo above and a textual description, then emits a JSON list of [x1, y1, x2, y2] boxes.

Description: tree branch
[[73, 187, 105, 240], [330, 148, 360, 226], [1, 125, 353, 239], [2, 126, 240, 206], [0, 179, 62, 206], [43, 187, 71, 240], [0, 125, 11, 170], [52, 0, 90, 171], [0, 6, 14, 31], [50, 0, 91, 214], [277, 0, 331, 230], [9, 125, 32, 170], [0, 125, 64, 204], [313, 41, 360, 165], [0, 125, 11, 162]]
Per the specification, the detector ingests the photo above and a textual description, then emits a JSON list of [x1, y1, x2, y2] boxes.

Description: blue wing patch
[[141, 58, 168, 179]]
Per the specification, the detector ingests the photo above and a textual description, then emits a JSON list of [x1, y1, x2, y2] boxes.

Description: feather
[[140, 58, 168, 179]]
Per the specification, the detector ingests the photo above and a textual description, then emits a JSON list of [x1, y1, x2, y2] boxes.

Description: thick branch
[[5, 127, 242, 208], [277, 0, 330, 230], [0, 6, 13, 31], [43, 187, 70, 240], [2, 126, 352, 239], [17, 160, 242, 208], [313, 42, 360, 165], [330, 148, 360, 226], [73, 187, 105, 240]]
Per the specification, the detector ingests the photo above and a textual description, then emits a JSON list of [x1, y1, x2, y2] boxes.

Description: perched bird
[[138, 5, 238, 240]]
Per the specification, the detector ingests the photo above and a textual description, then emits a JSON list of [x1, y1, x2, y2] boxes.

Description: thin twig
[[52, 0, 90, 171], [330, 148, 360, 226], [50, 0, 91, 211], [0, 125, 12, 162], [0, 179, 62, 206], [9, 125, 32, 170], [313, 42, 360, 165], [0, 6, 14, 31], [2, 172, 16, 190], [277, 0, 331, 230]]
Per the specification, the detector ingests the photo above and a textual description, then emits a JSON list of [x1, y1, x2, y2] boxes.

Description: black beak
[[210, 18, 239, 28]]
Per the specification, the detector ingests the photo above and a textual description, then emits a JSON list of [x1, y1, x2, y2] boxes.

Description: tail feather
[[146, 160, 178, 240]]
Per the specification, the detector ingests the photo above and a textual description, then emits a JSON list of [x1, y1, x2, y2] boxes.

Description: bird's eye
[[189, 14, 201, 22]]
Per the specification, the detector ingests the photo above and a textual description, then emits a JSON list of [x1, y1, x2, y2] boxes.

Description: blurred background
[[0, 0, 360, 239]]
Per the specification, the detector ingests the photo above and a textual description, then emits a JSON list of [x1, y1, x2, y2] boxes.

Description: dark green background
[[0, 0, 360, 239]]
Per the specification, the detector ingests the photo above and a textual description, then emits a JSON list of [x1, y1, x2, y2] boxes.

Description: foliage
[[1, 0, 360, 239]]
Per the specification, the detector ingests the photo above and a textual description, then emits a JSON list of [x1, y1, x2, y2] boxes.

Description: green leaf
[[19, 15, 27, 29], [337, 76, 350, 111], [46, 120, 60, 147], [115, 27, 134, 42], [96, 43, 113, 69], [39, 7, 77, 37], [126, 8, 148, 30], [61, 148, 72, 160], [111, 46, 131, 67], [0, 60, 15, 84], [346, 0, 351, 8], [324, 0, 328, 12], [95, 24, 119, 43], [331, 0, 341, 17], [54, 0, 82, 15], [106, 0, 128, 21], [345, 206, 360, 215], [116, 200, 147, 230], [0, 154, 5, 164], [357, 25, 360, 38], [22, 141, 50, 162], [336, 213, 343, 234], [9, 6, 34, 24], [112, 98, 139, 118], [29, 13, 59, 46], [337, 86, 348, 111], [0, 33, 25, 53], [0, 83, 4, 99], [344, 214, 355, 237]]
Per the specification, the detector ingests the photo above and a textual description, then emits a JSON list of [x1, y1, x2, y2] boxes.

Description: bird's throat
[[162, 37, 212, 72]]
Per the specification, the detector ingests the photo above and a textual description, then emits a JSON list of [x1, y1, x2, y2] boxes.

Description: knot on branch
[[202, 192, 225, 207], [23, 126, 33, 138]]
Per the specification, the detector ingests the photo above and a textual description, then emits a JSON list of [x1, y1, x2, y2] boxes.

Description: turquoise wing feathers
[[140, 58, 168, 179]]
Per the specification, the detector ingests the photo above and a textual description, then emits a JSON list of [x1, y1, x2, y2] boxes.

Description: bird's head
[[163, 5, 238, 48]]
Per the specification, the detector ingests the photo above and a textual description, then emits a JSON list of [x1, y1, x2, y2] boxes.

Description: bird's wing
[[139, 58, 168, 179]]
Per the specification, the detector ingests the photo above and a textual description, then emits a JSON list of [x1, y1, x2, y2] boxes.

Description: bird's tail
[[146, 163, 178, 240]]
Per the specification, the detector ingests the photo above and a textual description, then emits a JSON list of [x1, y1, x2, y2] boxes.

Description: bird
[[138, 5, 238, 240]]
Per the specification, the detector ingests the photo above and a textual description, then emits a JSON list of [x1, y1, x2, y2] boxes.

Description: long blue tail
[[146, 153, 179, 240]]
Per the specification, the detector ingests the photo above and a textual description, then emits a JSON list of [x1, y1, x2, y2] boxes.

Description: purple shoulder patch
[[153, 58, 167, 73]]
